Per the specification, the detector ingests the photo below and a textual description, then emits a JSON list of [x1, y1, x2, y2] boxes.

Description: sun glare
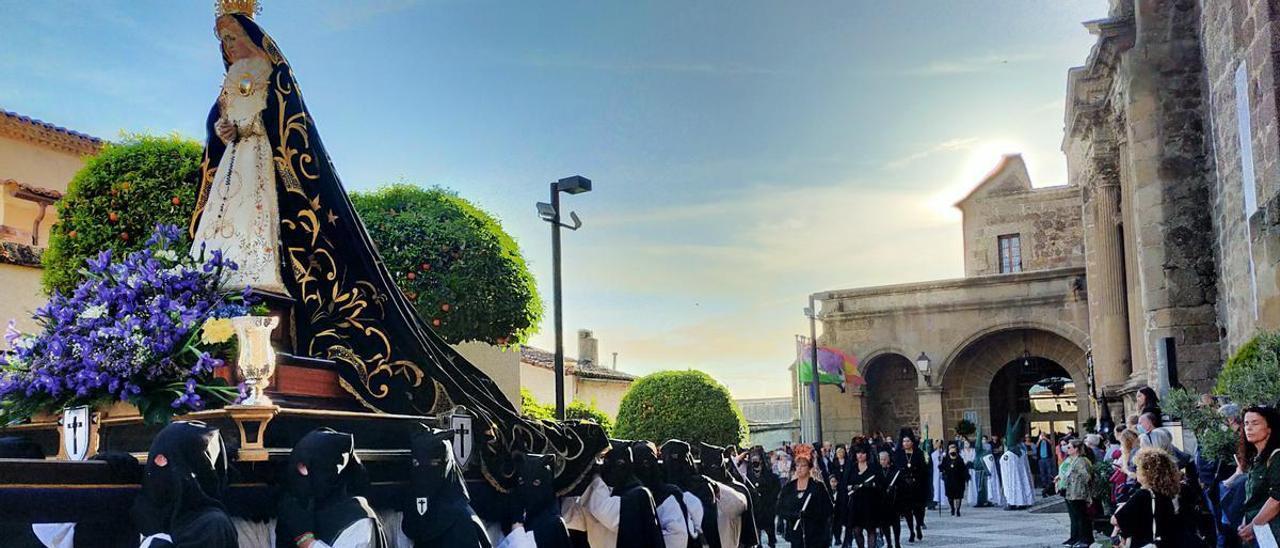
[[924, 138, 1028, 221]]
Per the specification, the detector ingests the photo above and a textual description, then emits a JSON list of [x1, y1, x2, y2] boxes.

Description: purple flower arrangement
[[0, 224, 260, 425]]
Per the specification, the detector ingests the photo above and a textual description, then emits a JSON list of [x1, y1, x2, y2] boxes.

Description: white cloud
[[905, 52, 1044, 76], [884, 137, 979, 170]]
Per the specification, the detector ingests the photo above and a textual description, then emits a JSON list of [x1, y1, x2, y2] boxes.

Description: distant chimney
[[577, 329, 598, 367]]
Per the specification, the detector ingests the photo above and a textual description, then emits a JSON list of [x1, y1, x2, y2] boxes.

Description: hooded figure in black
[[700, 442, 759, 547], [199, 11, 604, 496], [400, 425, 491, 547], [662, 440, 721, 548], [277, 428, 386, 548], [746, 452, 781, 548], [633, 441, 696, 548], [516, 453, 570, 547], [600, 439, 665, 548], [131, 421, 238, 548]]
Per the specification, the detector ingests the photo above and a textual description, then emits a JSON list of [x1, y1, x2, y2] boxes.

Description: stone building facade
[[0, 109, 101, 332], [807, 0, 1280, 442], [806, 156, 1092, 442]]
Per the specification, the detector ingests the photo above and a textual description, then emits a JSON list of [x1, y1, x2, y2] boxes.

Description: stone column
[[1086, 176, 1133, 389], [916, 386, 944, 442]]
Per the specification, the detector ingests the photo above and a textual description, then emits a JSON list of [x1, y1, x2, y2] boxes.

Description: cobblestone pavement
[[774, 504, 1074, 548]]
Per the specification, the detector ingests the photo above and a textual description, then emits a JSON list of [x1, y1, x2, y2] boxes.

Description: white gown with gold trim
[[191, 55, 286, 294]]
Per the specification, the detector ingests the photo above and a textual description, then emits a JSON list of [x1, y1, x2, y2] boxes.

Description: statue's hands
[[215, 118, 238, 143]]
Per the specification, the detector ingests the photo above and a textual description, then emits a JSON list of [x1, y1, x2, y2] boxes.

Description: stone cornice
[[817, 266, 1087, 301], [0, 109, 103, 156], [1065, 16, 1135, 141], [816, 267, 1088, 321]]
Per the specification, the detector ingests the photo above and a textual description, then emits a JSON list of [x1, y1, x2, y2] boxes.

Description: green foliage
[[1215, 331, 1280, 407], [519, 388, 614, 435], [567, 399, 614, 436], [41, 135, 202, 294], [956, 419, 976, 438], [351, 184, 542, 346], [1164, 387, 1238, 461], [521, 387, 556, 421], [614, 370, 748, 447]]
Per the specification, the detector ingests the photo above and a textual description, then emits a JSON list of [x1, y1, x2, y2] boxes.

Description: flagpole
[[807, 294, 824, 443]]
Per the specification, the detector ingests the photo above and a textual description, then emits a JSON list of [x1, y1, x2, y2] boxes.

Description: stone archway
[[861, 353, 920, 438], [938, 328, 1090, 438]]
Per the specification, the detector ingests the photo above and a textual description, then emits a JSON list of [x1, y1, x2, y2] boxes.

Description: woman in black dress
[[778, 447, 834, 548], [830, 444, 850, 546], [878, 450, 905, 548], [939, 442, 971, 517], [895, 433, 929, 542], [845, 444, 884, 548]]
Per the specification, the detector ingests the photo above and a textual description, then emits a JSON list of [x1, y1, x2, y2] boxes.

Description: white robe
[[999, 452, 1036, 507], [962, 447, 978, 506], [191, 55, 286, 294], [579, 475, 622, 548], [680, 491, 705, 545], [714, 480, 748, 548], [227, 516, 384, 548], [982, 454, 1005, 507], [656, 493, 689, 548], [930, 449, 946, 507]]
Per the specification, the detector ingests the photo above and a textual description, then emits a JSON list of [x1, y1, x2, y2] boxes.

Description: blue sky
[[1, 0, 1107, 398]]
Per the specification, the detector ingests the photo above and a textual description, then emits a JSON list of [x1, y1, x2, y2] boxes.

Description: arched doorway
[[988, 357, 1078, 437], [862, 353, 920, 437], [938, 327, 1089, 439]]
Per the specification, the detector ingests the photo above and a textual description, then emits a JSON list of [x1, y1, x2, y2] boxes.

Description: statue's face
[[216, 16, 257, 63]]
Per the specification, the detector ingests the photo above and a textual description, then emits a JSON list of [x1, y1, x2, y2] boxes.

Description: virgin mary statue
[[191, 4, 604, 492]]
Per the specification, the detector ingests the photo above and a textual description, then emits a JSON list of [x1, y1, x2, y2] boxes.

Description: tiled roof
[[2, 179, 63, 202], [519, 344, 638, 382], [0, 241, 42, 267], [0, 109, 103, 155]]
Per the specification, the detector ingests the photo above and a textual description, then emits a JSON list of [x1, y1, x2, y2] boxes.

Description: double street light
[[537, 176, 592, 420]]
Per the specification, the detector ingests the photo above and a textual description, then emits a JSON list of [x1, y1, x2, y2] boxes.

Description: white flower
[[155, 249, 178, 262], [80, 304, 107, 320]]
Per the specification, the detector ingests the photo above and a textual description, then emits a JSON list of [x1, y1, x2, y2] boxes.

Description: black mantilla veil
[[192, 13, 606, 492]]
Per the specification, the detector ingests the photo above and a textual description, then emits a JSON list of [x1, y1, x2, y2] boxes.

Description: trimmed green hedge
[[351, 184, 542, 346], [614, 370, 747, 447], [520, 387, 614, 435], [1214, 331, 1280, 405], [42, 135, 202, 294]]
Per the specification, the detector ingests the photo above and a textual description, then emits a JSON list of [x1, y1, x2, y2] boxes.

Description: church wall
[[0, 135, 85, 193], [0, 263, 44, 332], [451, 341, 521, 408], [1111, 0, 1223, 393], [1200, 0, 1280, 352]]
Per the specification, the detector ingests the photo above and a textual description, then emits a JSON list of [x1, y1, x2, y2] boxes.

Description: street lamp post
[[537, 176, 591, 420], [915, 352, 931, 386], [804, 294, 824, 443]]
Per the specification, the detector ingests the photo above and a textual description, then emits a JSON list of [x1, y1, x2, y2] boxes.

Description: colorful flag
[[795, 336, 866, 387]]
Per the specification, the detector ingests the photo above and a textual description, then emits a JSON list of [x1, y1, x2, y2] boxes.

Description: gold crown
[[215, 0, 260, 18]]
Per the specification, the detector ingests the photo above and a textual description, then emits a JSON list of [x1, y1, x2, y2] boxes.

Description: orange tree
[[351, 184, 542, 346], [41, 135, 202, 294]]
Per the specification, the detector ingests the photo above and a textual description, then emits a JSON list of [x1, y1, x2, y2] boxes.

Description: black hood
[[285, 428, 367, 508], [698, 442, 728, 482], [631, 441, 662, 488], [516, 453, 557, 518], [141, 421, 228, 526], [402, 424, 474, 542], [659, 439, 695, 487], [601, 439, 636, 489]]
